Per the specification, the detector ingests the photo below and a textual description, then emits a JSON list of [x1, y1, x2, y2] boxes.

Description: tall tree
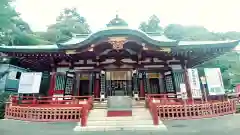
[[164, 24, 223, 41], [39, 8, 91, 43], [0, 0, 51, 45], [0, 0, 18, 29], [139, 15, 162, 33]]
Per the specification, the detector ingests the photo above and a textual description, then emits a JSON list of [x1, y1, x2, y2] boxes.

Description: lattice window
[[100, 74, 106, 92], [165, 75, 174, 92], [55, 75, 65, 90], [64, 77, 73, 95], [173, 70, 185, 92], [142, 72, 150, 93]]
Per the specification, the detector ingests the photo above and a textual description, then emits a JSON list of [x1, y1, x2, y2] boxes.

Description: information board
[[18, 72, 42, 94], [204, 68, 225, 95], [187, 68, 202, 98], [180, 83, 188, 99]]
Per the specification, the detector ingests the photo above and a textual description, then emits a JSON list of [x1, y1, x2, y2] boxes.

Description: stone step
[[132, 108, 149, 112], [86, 119, 155, 126], [93, 106, 107, 109], [132, 105, 145, 107], [74, 124, 167, 132], [88, 116, 152, 121]]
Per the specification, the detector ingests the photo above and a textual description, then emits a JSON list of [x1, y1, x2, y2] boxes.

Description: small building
[[0, 64, 29, 93]]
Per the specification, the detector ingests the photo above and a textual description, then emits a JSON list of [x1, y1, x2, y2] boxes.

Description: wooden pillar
[[89, 72, 94, 96], [140, 79, 145, 97], [75, 73, 80, 96], [48, 72, 56, 96], [183, 61, 193, 102], [94, 73, 100, 98], [139, 71, 145, 97]]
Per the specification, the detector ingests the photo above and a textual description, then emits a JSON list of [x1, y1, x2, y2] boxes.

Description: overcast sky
[[15, 0, 240, 32]]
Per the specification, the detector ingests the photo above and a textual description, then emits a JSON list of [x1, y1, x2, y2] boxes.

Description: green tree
[[0, 0, 18, 29], [139, 15, 162, 33], [197, 52, 240, 89], [0, 0, 51, 45], [164, 24, 222, 41], [39, 8, 91, 43]]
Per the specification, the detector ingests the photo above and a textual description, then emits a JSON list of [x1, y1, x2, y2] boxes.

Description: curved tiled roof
[[0, 27, 239, 52]]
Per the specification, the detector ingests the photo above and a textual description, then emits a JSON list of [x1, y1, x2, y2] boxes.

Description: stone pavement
[[1, 114, 240, 135]]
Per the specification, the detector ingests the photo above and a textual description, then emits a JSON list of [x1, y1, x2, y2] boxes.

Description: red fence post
[[81, 105, 88, 127], [152, 103, 159, 125]]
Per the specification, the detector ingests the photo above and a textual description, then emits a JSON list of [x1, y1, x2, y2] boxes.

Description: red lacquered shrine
[[1, 16, 239, 100], [2, 15, 240, 125]]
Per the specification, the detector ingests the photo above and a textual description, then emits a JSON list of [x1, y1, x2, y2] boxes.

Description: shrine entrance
[[105, 70, 132, 96]]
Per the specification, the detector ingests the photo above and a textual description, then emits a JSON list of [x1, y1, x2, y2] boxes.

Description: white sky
[[15, 0, 240, 32]]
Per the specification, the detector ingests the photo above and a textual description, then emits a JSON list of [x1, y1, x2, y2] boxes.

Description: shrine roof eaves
[[57, 28, 178, 48], [0, 27, 239, 53], [0, 40, 239, 53]]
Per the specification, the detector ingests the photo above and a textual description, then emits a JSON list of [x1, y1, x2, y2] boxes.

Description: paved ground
[[1, 114, 240, 135]]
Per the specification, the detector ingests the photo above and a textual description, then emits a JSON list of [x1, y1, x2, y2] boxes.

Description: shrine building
[[0, 15, 239, 99]]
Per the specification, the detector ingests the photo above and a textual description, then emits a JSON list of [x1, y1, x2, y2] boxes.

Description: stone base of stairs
[[74, 124, 167, 131]]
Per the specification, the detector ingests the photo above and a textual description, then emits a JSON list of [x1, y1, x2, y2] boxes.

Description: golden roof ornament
[[108, 37, 127, 50]]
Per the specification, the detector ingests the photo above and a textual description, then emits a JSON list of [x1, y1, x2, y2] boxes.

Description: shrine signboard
[[204, 68, 225, 95], [187, 68, 202, 98], [18, 72, 42, 94]]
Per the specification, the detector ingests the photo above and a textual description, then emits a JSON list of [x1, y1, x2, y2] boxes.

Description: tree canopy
[[37, 8, 91, 43], [139, 15, 162, 33], [0, 0, 51, 45]]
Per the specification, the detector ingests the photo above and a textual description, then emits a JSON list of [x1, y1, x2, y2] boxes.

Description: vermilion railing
[[5, 95, 93, 126], [5, 105, 82, 122], [146, 94, 237, 125]]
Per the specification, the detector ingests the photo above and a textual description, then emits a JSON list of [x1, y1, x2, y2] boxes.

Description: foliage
[[198, 52, 240, 89], [37, 8, 91, 43], [0, 0, 51, 45], [164, 24, 223, 41], [0, 92, 13, 119], [139, 15, 162, 33]]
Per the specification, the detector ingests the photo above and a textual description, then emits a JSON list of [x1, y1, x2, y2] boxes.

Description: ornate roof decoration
[[108, 37, 127, 50], [106, 14, 128, 27]]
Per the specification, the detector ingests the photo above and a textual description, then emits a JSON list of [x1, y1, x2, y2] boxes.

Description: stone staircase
[[93, 101, 107, 109], [93, 99, 145, 109], [74, 100, 167, 131]]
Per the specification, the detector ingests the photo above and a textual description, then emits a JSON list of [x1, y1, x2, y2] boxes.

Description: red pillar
[[94, 79, 100, 98], [140, 79, 145, 97], [48, 72, 56, 96], [184, 68, 193, 103]]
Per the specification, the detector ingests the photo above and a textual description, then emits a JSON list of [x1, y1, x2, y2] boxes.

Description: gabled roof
[[57, 27, 178, 49], [0, 27, 239, 52]]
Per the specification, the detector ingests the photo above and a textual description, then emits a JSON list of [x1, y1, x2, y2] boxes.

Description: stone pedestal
[[107, 96, 132, 117]]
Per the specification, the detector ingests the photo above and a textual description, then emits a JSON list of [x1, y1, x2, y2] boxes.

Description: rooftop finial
[[116, 10, 119, 18]]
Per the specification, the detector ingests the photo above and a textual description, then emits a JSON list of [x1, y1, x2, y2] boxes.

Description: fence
[[146, 94, 237, 125], [4, 95, 93, 126]]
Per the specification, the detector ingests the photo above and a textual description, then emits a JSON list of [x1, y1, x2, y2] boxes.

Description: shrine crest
[[108, 37, 127, 50]]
